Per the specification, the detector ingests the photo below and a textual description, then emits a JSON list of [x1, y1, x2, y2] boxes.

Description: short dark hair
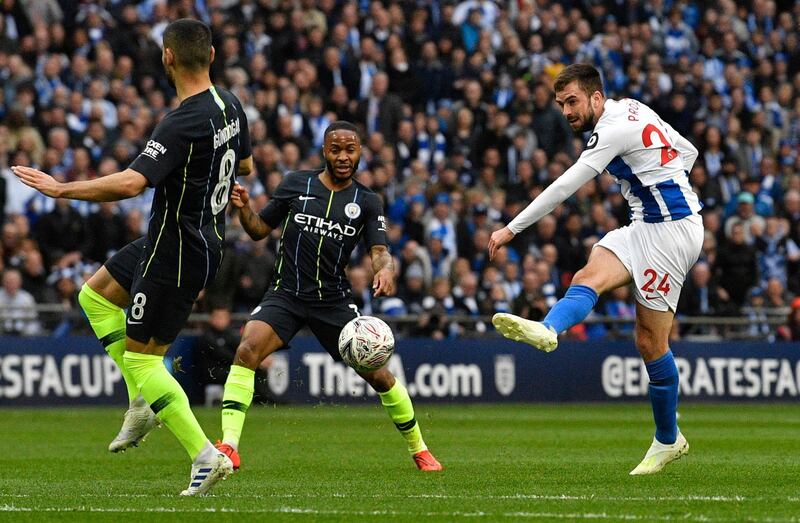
[[163, 18, 212, 71], [323, 121, 361, 141], [554, 63, 604, 97]]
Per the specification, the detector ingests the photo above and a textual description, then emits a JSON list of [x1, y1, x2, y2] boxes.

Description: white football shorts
[[594, 215, 704, 313]]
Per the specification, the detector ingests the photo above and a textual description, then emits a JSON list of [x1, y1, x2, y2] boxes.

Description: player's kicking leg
[[358, 367, 443, 471], [493, 246, 630, 351], [78, 264, 159, 452], [629, 303, 687, 475]]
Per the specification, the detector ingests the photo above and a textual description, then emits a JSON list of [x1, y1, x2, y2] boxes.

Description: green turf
[[1, 403, 799, 521]]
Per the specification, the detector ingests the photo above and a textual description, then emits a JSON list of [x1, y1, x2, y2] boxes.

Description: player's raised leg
[[219, 319, 285, 469], [78, 266, 159, 452], [359, 367, 443, 471], [493, 246, 630, 351], [629, 303, 688, 475]]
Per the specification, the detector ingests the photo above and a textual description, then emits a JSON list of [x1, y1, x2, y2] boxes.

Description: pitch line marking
[[1, 505, 799, 522], [3, 492, 793, 503]]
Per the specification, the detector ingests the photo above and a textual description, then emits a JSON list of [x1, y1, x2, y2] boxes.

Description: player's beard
[[326, 159, 357, 183], [578, 107, 597, 132]]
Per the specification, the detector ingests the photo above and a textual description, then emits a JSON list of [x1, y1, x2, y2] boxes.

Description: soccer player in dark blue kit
[[13, 19, 251, 495], [216, 122, 443, 472]]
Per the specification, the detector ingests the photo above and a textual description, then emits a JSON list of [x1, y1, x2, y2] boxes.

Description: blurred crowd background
[[1, 0, 800, 343]]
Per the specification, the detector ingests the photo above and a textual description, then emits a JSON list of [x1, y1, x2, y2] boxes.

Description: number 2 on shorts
[[641, 269, 670, 295]]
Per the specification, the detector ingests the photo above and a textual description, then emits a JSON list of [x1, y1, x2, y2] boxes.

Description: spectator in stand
[[746, 287, 773, 342], [426, 192, 457, 252], [401, 264, 427, 315], [764, 277, 789, 309], [717, 222, 759, 308], [20, 248, 50, 303], [417, 276, 455, 339], [85, 201, 126, 264], [678, 262, 732, 318], [355, 72, 403, 143], [0, 268, 40, 335], [453, 271, 486, 333], [34, 198, 88, 268], [512, 271, 546, 321], [724, 192, 766, 245]]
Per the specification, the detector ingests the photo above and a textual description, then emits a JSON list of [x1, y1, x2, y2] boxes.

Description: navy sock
[[646, 350, 679, 445], [542, 285, 598, 333]]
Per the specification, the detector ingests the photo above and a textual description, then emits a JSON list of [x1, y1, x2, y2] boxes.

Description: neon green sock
[[123, 351, 208, 460], [78, 284, 137, 403], [379, 381, 427, 454], [221, 365, 255, 449]]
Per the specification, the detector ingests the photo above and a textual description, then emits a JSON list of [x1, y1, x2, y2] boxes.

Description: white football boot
[[180, 445, 234, 496], [492, 313, 559, 352], [108, 396, 161, 453], [629, 432, 689, 475]]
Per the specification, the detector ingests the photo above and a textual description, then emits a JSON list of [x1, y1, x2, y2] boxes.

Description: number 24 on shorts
[[640, 269, 670, 295]]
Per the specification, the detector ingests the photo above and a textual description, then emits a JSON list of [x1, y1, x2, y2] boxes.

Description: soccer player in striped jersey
[[13, 19, 250, 495], [216, 121, 443, 472], [488, 64, 704, 475]]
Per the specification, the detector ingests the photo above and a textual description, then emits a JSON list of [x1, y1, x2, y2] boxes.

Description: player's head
[[554, 63, 605, 132], [162, 19, 214, 87], [323, 121, 362, 183]]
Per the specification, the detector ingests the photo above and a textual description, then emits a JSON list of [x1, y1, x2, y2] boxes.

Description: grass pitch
[[1, 403, 799, 521]]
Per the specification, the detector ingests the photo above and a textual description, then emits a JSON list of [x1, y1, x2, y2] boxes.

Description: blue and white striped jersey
[[577, 98, 703, 223]]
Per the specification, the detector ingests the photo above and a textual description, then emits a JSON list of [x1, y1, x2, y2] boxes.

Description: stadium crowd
[[1, 0, 800, 341]]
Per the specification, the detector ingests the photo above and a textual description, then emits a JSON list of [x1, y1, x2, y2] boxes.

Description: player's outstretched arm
[[488, 161, 598, 260], [370, 245, 396, 297], [231, 182, 272, 240], [12, 166, 148, 202]]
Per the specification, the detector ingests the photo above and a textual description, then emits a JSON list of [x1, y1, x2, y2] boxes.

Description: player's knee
[[234, 339, 264, 369], [571, 267, 601, 292], [635, 326, 666, 360], [360, 367, 395, 393], [77, 284, 111, 313]]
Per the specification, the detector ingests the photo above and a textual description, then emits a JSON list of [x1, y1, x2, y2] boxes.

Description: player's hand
[[488, 226, 515, 260], [231, 183, 249, 209], [11, 166, 63, 198], [372, 268, 395, 297]]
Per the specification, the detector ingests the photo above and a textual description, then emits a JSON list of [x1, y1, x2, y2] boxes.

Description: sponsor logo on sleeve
[[377, 215, 387, 232], [141, 140, 167, 160], [586, 132, 599, 150]]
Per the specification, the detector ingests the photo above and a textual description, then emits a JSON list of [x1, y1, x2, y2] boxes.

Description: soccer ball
[[338, 316, 395, 373]]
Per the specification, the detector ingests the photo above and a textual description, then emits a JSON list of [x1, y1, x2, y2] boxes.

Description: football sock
[[124, 351, 208, 460], [78, 284, 138, 404], [379, 381, 427, 454], [645, 350, 679, 445], [542, 284, 598, 334], [221, 365, 255, 450]]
